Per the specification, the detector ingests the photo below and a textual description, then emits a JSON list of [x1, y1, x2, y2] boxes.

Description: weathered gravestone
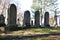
[[44, 12, 50, 27], [35, 11, 40, 27], [0, 14, 5, 26], [24, 10, 31, 27], [6, 4, 18, 31]]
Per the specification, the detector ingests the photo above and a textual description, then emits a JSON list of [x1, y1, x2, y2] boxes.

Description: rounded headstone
[[6, 4, 18, 31], [34, 10, 40, 27], [44, 12, 50, 27], [24, 10, 31, 27]]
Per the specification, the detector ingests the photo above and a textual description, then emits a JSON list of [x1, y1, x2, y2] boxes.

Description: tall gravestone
[[35, 11, 40, 27], [7, 4, 17, 31], [44, 12, 50, 27], [24, 10, 30, 27]]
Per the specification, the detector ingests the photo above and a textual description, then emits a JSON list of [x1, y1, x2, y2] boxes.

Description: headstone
[[54, 14, 57, 27], [44, 12, 50, 27], [24, 10, 31, 27], [31, 20, 33, 27], [7, 4, 18, 31], [35, 11, 40, 27], [17, 18, 20, 27], [0, 14, 5, 26]]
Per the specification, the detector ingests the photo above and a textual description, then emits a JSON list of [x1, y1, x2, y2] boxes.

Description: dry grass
[[0, 27, 60, 40], [0, 27, 60, 36]]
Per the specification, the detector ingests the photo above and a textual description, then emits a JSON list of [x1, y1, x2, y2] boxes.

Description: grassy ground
[[0, 27, 60, 40], [10, 28, 60, 40], [0, 27, 60, 35], [25, 28, 60, 33], [5, 27, 60, 36]]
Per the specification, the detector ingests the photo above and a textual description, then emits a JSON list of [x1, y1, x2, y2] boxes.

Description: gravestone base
[[25, 24, 31, 28], [24, 24, 31, 28], [22, 24, 31, 29], [44, 24, 50, 28], [34, 25, 41, 28], [6, 24, 18, 31]]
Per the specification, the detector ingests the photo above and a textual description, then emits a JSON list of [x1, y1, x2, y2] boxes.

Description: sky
[[0, 0, 60, 24], [10, 0, 33, 13], [10, 0, 60, 12], [57, 0, 60, 10], [1, 0, 60, 14]]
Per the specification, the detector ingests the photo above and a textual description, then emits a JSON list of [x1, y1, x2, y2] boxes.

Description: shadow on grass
[[0, 32, 60, 40]]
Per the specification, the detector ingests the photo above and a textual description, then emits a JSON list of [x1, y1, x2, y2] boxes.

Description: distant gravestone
[[44, 12, 50, 27], [31, 20, 33, 27], [17, 18, 20, 27], [0, 14, 5, 26], [35, 11, 40, 27], [54, 14, 57, 26], [24, 10, 30, 27], [7, 4, 17, 31]]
